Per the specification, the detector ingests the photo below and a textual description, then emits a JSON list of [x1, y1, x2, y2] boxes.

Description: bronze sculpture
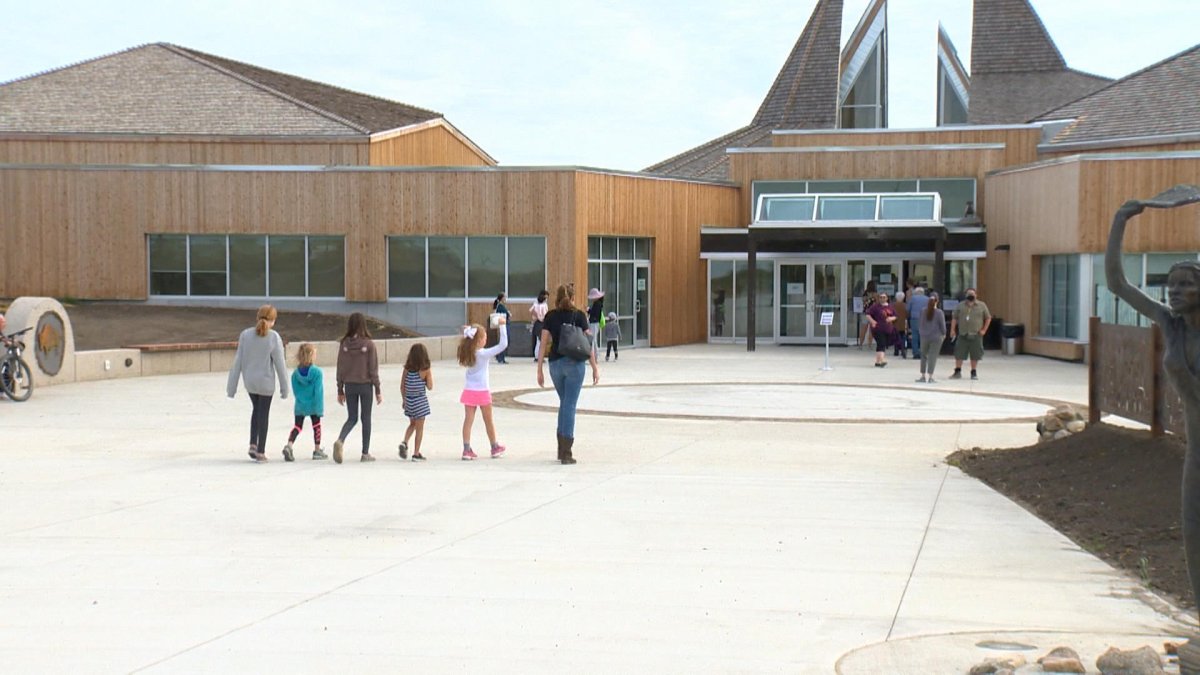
[[1105, 185, 1200, 652]]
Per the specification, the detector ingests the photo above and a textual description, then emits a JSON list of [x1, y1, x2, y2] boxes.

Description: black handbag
[[557, 317, 592, 361]]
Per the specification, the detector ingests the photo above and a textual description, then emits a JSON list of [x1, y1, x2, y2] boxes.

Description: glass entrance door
[[813, 263, 843, 341], [778, 263, 809, 342], [634, 263, 650, 346]]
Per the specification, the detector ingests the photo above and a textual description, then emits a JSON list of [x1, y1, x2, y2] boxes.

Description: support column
[[933, 233, 946, 295], [747, 237, 757, 352]]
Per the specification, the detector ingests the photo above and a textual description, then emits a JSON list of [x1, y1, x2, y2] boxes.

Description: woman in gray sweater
[[227, 305, 290, 462], [915, 292, 947, 383]]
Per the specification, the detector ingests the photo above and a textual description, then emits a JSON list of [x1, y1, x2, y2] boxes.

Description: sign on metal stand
[[819, 311, 834, 371]]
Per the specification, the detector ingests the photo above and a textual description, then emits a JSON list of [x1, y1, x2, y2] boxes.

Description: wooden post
[[1088, 316, 1101, 425], [1151, 323, 1164, 437]]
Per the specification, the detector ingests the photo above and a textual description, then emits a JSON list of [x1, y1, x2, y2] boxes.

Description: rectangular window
[[760, 196, 815, 221], [863, 179, 918, 193], [751, 181, 807, 218], [467, 236, 506, 298], [734, 260, 774, 339], [817, 196, 876, 220], [710, 261, 734, 338], [808, 180, 862, 194], [268, 236, 306, 297], [507, 237, 545, 298], [427, 236, 466, 297], [1039, 255, 1079, 339], [1093, 254, 1145, 327], [388, 236, 426, 297], [189, 235, 227, 296], [229, 235, 266, 296], [635, 238, 651, 261], [307, 236, 345, 297], [879, 196, 935, 220], [601, 237, 617, 260], [148, 234, 187, 295], [918, 178, 975, 222]]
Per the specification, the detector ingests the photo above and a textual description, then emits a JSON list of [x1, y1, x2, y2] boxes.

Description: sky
[[1, 1, 1196, 171]]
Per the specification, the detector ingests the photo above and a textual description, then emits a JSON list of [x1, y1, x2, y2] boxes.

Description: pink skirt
[[460, 389, 492, 406]]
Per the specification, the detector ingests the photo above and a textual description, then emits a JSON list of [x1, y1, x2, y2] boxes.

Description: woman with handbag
[[537, 283, 600, 464]]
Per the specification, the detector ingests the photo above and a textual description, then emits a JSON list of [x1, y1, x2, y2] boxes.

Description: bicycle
[[1, 327, 34, 402]]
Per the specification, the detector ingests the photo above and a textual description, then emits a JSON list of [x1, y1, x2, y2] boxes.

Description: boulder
[[1096, 645, 1165, 674], [1055, 404, 1078, 421], [1054, 429, 1072, 440], [1043, 416, 1065, 432], [1066, 420, 1086, 433], [1041, 656, 1086, 673]]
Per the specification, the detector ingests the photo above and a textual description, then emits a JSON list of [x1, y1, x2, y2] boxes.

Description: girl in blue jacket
[[283, 343, 326, 461]]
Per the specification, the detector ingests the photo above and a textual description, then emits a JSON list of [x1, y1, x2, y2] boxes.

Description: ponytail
[[255, 304, 277, 337]]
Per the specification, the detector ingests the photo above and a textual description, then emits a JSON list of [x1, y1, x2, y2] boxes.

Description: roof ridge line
[[171, 44, 442, 121], [643, 123, 761, 172], [1038, 43, 1200, 121], [159, 43, 372, 134], [0, 43, 155, 88]]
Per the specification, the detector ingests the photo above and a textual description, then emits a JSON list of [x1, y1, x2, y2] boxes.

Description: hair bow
[[463, 326, 478, 339]]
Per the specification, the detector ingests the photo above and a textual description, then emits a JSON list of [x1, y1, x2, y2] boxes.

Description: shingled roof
[[1036, 44, 1200, 147], [966, 0, 1111, 124], [0, 43, 442, 136], [645, 0, 842, 180]]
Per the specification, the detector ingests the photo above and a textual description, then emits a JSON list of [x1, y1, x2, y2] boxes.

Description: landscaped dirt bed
[[60, 303, 418, 351], [949, 422, 1192, 610]]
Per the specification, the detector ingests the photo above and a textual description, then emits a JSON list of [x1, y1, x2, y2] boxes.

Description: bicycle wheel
[[1, 357, 33, 402]]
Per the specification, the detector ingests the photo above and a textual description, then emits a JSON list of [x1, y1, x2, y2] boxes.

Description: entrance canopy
[[699, 192, 987, 350]]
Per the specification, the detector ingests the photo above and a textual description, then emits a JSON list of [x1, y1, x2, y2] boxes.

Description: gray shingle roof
[[1037, 44, 1200, 145], [645, 0, 842, 179], [0, 43, 441, 136], [966, 0, 1111, 124]]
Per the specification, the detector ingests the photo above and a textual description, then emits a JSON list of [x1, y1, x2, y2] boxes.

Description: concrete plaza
[[0, 344, 1189, 673]]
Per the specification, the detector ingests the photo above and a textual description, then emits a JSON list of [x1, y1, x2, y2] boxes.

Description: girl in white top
[[457, 320, 508, 460]]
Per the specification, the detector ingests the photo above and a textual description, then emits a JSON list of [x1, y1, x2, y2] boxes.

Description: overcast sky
[[1, 1, 1196, 171]]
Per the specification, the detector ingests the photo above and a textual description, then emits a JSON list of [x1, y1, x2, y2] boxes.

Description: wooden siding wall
[[979, 160, 1082, 340], [729, 146, 1011, 224], [772, 128, 1040, 166], [574, 173, 741, 347], [0, 167, 577, 303], [0, 136, 368, 166], [368, 126, 493, 167]]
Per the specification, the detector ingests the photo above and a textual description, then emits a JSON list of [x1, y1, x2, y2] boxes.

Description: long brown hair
[[553, 283, 576, 312], [457, 323, 485, 367], [405, 343, 430, 372], [925, 293, 939, 321], [255, 305, 277, 337], [341, 312, 371, 342]]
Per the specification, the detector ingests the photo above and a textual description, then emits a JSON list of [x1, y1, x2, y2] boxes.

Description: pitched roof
[[1037, 44, 1200, 146], [0, 43, 441, 136], [646, 0, 843, 179], [966, 0, 1110, 123]]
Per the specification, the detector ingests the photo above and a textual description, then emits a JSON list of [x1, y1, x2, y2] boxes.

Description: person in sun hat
[[586, 287, 605, 356]]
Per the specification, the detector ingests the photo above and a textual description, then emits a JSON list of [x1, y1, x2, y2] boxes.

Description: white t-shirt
[[463, 329, 508, 391]]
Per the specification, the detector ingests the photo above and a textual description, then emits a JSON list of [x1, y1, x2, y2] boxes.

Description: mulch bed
[[60, 302, 418, 351], [949, 422, 1192, 610]]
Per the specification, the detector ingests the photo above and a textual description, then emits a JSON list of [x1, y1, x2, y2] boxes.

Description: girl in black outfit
[[492, 293, 511, 364]]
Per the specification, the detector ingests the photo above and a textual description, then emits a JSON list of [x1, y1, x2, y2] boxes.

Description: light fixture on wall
[[994, 244, 1011, 252]]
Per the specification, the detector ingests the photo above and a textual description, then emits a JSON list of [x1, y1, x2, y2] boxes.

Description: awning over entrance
[[700, 192, 987, 350]]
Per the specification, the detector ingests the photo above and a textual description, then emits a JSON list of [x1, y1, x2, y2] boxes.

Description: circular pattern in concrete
[[507, 383, 1059, 423]]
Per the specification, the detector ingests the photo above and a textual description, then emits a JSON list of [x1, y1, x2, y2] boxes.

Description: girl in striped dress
[[399, 343, 433, 461]]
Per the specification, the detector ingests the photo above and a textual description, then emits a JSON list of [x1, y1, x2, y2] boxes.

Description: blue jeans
[[548, 357, 586, 439], [910, 327, 922, 359]]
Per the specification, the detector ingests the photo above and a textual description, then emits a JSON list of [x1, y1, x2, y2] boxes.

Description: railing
[[1088, 316, 1185, 436]]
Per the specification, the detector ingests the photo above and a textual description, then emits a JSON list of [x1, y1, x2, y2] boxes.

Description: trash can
[[1001, 323, 1024, 356]]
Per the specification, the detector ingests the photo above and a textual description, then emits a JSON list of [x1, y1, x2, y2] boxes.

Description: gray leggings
[[920, 336, 945, 376], [338, 382, 374, 454]]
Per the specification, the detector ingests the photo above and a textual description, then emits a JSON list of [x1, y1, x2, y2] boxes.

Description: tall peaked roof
[[646, 0, 843, 180], [967, 0, 1110, 124], [1037, 44, 1200, 147], [0, 43, 442, 136]]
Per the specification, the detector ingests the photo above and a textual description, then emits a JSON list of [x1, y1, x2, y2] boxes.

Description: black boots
[[556, 433, 577, 465]]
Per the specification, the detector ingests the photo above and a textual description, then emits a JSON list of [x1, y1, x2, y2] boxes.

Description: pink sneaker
[[490, 444, 506, 459], [462, 447, 478, 461]]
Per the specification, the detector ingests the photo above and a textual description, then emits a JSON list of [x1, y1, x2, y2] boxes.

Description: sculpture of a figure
[[1105, 185, 1200, 632]]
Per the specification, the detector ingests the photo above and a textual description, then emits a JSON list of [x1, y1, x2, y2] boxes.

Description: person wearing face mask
[[949, 288, 991, 380]]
